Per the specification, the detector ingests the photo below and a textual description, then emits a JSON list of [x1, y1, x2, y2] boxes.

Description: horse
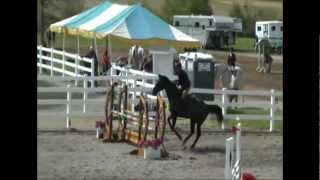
[[152, 75, 224, 149], [214, 63, 242, 103], [128, 45, 144, 70]]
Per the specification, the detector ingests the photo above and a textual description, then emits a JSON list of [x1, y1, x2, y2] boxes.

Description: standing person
[[101, 49, 111, 75], [84, 46, 98, 76], [83, 46, 98, 87], [174, 63, 191, 99], [227, 47, 237, 75], [263, 53, 273, 73]]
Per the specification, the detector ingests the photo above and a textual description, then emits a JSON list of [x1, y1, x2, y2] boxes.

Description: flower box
[[144, 147, 161, 159], [137, 138, 163, 159]]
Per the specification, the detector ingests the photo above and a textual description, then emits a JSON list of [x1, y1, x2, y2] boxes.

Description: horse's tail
[[206, 104, 224, 125]]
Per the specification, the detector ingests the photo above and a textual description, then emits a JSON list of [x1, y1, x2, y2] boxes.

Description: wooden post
[[83, 75, 88, 113], [270, 89, 275, 132], [66, 84, 71, 129]]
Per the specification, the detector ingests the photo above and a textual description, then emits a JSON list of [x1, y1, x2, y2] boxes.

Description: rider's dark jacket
[[176, 69, 191, 90]]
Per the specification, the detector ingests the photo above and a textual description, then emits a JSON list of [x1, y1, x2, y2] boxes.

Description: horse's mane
[[160, 75, 179, 93]]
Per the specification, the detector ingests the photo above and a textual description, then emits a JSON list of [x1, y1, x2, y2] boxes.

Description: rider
[[227, 47, 236, 75], [174, 61, 191, 99]]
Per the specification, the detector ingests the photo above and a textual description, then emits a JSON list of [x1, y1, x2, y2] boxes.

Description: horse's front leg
[[167, 114, 182, 141]]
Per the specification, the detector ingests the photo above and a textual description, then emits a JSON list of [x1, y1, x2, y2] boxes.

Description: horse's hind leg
[[167, 115, 182, 141], [190, 122, 203, 149], [182, 119, 195, 146]]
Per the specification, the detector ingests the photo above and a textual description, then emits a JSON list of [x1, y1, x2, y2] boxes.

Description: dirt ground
[[38, 129, 282, 180]]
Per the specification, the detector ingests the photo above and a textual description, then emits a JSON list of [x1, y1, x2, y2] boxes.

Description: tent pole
[[108, 35, 112, 62], [75, 32, 80, 86], [94, 33, 99, 74]]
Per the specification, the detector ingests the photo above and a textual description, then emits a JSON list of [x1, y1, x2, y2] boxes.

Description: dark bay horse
[[152, 75, 223, 148]]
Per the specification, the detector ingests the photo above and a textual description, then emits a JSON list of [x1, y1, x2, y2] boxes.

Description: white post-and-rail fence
[[38, 74, 282, 132], [37, 45, 96, 88], [225, 122, 241, 180]]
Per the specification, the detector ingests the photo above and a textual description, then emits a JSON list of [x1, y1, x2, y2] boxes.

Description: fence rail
[[37, 45, 95, 87], [38, 75, 282, 132]]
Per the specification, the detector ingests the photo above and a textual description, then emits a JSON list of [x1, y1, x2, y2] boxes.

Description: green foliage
[[162, 0, 213, 22]]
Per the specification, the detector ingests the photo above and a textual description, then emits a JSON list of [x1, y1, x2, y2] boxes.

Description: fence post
[[269, 89, 275, 132], [91, 58, 95, 88], [75, 55, 79, 86], [62, 50, 65, 77], [50, 47, 54, 76], [221, 88, 227, 129], [225, 137, 234, 180], [110, 65, 113, 85], [236, 120, 241, 162], [66, 84, 71, 129], [133, 78, 137, 112], [83, 75, 88, 113], [39, 46, 43, 74]]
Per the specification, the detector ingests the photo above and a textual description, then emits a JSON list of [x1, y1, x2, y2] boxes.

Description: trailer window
[[202, 25, 205, 30], [257, 26, 261, 31], [271, 26, 276, 31], [195, 22, 200, 27], [280, 26, 283, 31], [209, 19, 212, 26], [175, 21, 180, 26]]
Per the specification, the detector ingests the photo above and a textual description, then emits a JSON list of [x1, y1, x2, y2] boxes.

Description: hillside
[[108, 0, 282, 21]]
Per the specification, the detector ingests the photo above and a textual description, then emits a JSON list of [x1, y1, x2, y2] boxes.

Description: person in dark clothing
[[227, 47, 237, 74], [263, 53, 273, 73], [84, 46, 98, 76], [83, 46, 98, 87], [174, 63, 191, 99], [101, 49, 111, 75]]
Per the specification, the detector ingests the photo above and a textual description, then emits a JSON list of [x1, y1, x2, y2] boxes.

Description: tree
[[38, 0, 85, 44]]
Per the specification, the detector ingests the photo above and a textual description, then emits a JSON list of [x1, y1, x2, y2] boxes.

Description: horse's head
[[152, 75, 168, 95]]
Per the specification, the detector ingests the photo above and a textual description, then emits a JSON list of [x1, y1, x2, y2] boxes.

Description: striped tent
[[50, 1, 200, 49]]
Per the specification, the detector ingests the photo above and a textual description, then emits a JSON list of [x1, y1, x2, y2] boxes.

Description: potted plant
[[138, 138, 163, 159]]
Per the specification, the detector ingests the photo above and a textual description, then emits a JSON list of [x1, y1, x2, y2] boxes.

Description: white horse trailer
[[255, 21, 283, 52], [173, 15, 242, 49]]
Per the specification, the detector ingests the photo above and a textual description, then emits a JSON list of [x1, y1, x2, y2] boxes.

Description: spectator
[[101, 49, 111, 75], [83, 46, 99, 86], [227, 47, 237, 74], [263, 53, 273, 74]]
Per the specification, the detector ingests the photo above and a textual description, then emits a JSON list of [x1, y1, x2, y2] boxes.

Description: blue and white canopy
[[50, 1, 200, 49]]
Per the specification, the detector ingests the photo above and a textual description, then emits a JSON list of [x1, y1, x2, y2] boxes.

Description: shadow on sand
[[188, 145, 225, 155]]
